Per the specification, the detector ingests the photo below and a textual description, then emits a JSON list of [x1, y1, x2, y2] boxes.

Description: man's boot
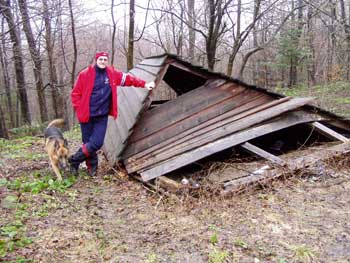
[[68, 148, 87, 176], [86, 153, 98, 177]]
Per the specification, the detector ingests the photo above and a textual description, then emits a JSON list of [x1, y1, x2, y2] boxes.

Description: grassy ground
[[274, 81, 350, 118], [0, 82, 350, 263]]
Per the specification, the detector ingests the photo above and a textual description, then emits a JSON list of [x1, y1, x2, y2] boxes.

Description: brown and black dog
[[44, 119, 69, 181]]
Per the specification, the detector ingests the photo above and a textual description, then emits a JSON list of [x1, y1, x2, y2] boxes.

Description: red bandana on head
[[95, 52, 109, 60]]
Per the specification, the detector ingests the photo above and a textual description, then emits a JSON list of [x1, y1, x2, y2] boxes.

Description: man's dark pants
[[69, 115, 108, 175]]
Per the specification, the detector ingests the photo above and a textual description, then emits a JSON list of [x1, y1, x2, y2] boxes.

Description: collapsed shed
[[103, 54, 350, 192]]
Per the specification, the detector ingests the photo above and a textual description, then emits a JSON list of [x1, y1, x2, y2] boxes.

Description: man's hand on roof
[[145, 81, 155, 91]]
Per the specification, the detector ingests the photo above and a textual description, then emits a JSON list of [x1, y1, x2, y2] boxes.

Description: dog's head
[[53, 139, 69, 169]]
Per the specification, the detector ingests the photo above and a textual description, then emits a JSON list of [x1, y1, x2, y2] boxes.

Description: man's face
[[96, 56, 108, 69]]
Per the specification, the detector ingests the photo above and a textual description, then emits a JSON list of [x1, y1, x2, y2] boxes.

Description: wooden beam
[[127, 80, 235, 142], [169, 60, 214, 79], [139, 110, 323, 181], [123, 92, 270, 159], [223, 141, 350, 194], [128, 97, 312, 174], [311, 122, 349, 142], [155, 176, 182, 192], [137, 56, 167, 67], [240, 142, 286, 166]]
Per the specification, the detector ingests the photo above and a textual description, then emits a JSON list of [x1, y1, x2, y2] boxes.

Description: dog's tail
[[47, 119, 65, 128]]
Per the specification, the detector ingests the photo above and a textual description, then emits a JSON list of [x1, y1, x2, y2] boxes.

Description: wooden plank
[[240, 142, 285, 166], [149, 63, 172, 101], [150, 97, 310, 159], [114, 113, 129, 143], [117, 89, 138, 128], [118, 88, 142, 119], [123, 94, 272, 159], [135, 64, 164, 75], [327, 119, 350, 131], [223, 166, 276, 190], [103, 117, 124, 164], [129, 80, 240, 140], [311, 121, 349, 142], [130, 85, 260, 143], [103, 58, 162, 164], [126, 96, 299, 172], [170, 60, 215, 79], [132, 79, 226, 127], [138, 110, 323, 181], [129, 68, 156, 82], [120, 85, 144, 104], [133, 86, 148, 101], [223, 141, 350, 194], [124, 93, 270, 158], [138, 56, 167, 67]]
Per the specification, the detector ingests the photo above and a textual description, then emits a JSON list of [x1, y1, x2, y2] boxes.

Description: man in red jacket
[[69, 51, 154, 176]]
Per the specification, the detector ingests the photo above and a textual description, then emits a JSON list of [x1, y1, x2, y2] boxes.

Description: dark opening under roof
[[163, 64, 208, 95]]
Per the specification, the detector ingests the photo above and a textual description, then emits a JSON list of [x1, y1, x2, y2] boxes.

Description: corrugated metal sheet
[[102, 55, 167, 164]]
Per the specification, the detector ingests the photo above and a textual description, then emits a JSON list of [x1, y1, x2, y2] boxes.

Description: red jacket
[[71, 65, 146, 123]]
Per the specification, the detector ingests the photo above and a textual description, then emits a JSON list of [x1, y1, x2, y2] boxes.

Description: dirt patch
[[1, 137, 350, 262]]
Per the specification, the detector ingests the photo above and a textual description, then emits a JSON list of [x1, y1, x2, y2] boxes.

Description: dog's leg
[[50, 158, 63, 181]]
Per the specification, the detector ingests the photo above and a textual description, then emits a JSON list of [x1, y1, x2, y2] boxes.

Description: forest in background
[[1, 0, 350, 137]]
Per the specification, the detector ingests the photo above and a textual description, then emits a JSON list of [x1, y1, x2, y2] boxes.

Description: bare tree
[[127, 0, 135, 70], [0, 101, 9, 138], [170, 0, 184, 56], [42, 0, 64, 118], [205, 0, 232, 70], [339, 0, 350, 80], [289, 0, 304, 86], [111, 0, 117, 66], [306, 4, 316, 85], [0, 19, 15, 127], [326, 0, 337, 82], [226, 0, 243, 76], [0, 0, 31, 124], [68, 0, 77, 87], [187, 0, 195, 62], [18, 0, 48, 122]]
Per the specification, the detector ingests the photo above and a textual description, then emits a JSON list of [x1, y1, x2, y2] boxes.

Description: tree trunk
[[327, 0, 336, 82], [226, 0, 241, 76], [206, 0, 220, 70], [206, 40, 216, 70], [0, 102, 9, 139], [0, 21, 15, 127], [288, 0, 303, 87], [306, 5, 316, 86], [127, 0, 135, 70], [252, 0, 259, 83], [56, 0, 69, 125], [68, 0, 77, 88], [226, 55, 234, 77], [171, 2, 184, 56], [339, 0, 350, 80], [238, 47, 263, 79], [42, 0, 64, 118], [226, 0, 261, 77], [187, 0, 195, 63], [18, 0, 48, 122], [111, 0, 117, 66], [0, 0, 31, 124]]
